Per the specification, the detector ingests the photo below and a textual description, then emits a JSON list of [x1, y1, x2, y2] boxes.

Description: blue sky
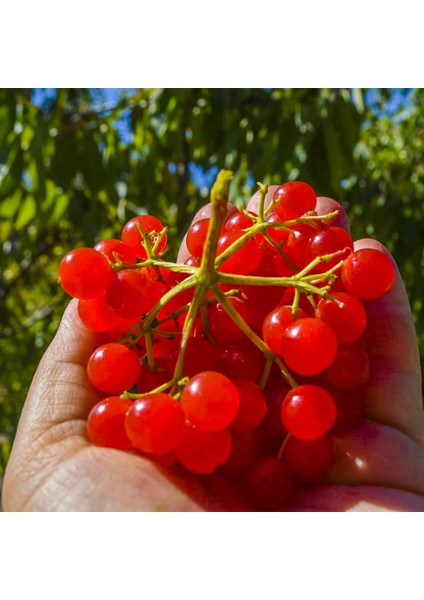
[[29, 88, 415, 189]]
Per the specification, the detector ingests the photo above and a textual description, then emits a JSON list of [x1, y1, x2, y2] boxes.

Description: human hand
[[3, 189, 424, 511]]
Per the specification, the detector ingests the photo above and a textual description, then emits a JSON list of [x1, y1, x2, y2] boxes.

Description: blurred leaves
[[0, 87, 423, 476]]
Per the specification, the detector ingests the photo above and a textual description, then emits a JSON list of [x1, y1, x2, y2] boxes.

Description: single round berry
[[315, 292, 366, 344], [224, 211, 255, 232], [230, 380, 268, 431], [58, 248, 113, 300], [273, 181, 317, 221], [208, 296, 255, 344], [341, 248, 396, 301], [94, 238, 137, 265], [323, 343, 370, 390], [125, 393, 186, 455], [87, 396, 133, 449], [181, 371, 240, 431], [186, 218, 210, 259], [87, 343, 141, 394], [307, 226, 354, 272], [281, 384, 337, 440], [175, 425, 232, 474], [122, 215, 167, 259], [280, 318, 338, 375]]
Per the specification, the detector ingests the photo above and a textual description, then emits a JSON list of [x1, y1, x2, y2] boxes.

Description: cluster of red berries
[[58, 174, 396, 510]]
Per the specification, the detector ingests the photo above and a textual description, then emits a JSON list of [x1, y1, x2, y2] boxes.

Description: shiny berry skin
[[87, 343, 141, 394], [284, 435, 334, 481], [224, 211, 255, 232], [217, 230, 262, 275], [125, 393, 186, 455], [87, 396, 133, 449], [262, 305, 307, 355], [78, 294, 122, 332], [181, 371, 240, 431], [208, 296, 256, 344], [324, 343, 370, 390], [121, 215, 167, 259], [216, 341, 265, 382], [58, 248, 113, 300], [315, 292, 366, 344], [106, 269, 158, 319], [186, 218, 210, 259], [242, 455, 293, 510], [230, 380, 268, 431], [308, 226, 354, 272], [94, 238, 137, 265], [341, 248, 396, 301], [281, 384, 337, 440], [280, 318, 338, 375], [284, 224, 316, 269], [175, 425, 232, 474], [273, 181, 316, 221]]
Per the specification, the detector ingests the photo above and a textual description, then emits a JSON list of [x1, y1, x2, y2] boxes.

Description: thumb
[[14, 299, 102, 441]]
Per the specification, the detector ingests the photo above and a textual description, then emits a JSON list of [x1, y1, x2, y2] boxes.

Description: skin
[[2, 189, 424, 511]]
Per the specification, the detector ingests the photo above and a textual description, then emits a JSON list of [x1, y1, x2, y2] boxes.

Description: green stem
[[211, 284, 297, 388]]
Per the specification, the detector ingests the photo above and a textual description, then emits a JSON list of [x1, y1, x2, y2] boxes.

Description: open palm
[[3, 194, 424, 511]]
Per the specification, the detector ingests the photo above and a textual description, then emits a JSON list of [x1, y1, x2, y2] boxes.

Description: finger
[[284, 484, 424, 512], [16, 299, 102, 438], [316, 197, 350, 233], [354, 239, 424, 443], [317, 420, 424, 497], [177, 201, 238, 263]]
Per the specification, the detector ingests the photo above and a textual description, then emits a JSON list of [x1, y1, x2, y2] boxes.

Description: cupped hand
[[3, 189, 424, 511]]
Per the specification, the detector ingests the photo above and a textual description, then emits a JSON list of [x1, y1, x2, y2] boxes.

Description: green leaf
[[15, 195, 37, 230]]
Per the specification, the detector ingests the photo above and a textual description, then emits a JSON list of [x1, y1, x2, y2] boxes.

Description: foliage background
[[1, 88, 423, 477]]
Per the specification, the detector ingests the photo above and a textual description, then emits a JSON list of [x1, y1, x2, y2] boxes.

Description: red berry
[[94, 238, 137, 265], [216, 340, 264, 382], [280, 318, 338, 375], [106, 269, 159, 319], [59, 248, 113, 300], [230, 380, 268, 431], [217, 230, 262, 275], [208, 296, 256, 344], [78, 294, 121, 332], [307, 226, 354, 272], [315, 292, 366, 344], [324, 343, 370, 390], [273, 181, 316, 221], [281, 384, 337, 440], [186, 218, 210, 259], [181, 371, 240, 431], [262, 305, 307, 355], [341, 248, 396, 301], [175, 425, 232, 474], [87, 343, 141, 394], [125, 393, 186, 455], [218, 430, 258, 479], [122, 215, 167, 259], [87, 396, 133, 449], [224, 211, 255, 232]]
